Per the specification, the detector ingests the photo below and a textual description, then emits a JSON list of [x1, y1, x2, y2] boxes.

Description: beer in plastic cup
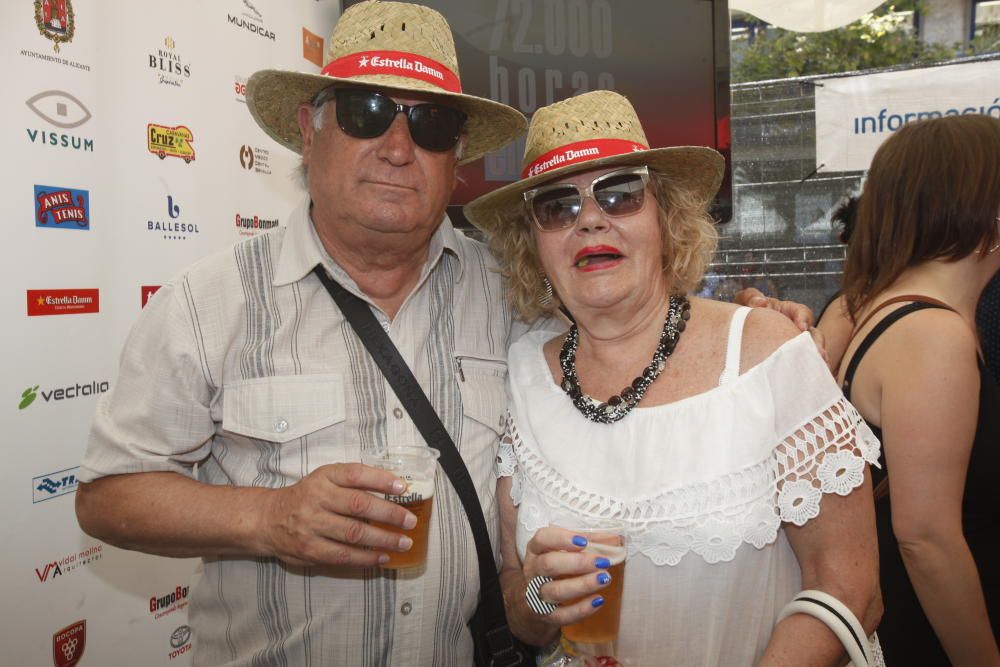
[[561, 528, 627, 645], [363, 446, 440, 569]]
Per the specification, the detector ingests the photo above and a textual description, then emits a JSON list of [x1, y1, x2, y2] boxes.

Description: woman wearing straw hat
[[466, 91, 883, 664]]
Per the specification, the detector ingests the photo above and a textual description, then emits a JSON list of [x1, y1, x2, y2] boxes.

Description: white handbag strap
[[777, 589, 874, 666]]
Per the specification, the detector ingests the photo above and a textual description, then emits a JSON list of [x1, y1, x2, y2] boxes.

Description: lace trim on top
[[499, 398, 880, 566]]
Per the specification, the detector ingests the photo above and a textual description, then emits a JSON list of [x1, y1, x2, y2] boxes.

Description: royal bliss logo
[[149, 195, 199, 240], [35, 545, 103, 583], [33, 466, 80, 503], [150, 584, 190, 620], [149, 36, 191, 87], [227, 0, 276, 40], [35, 185, 89, 230], [26, 289, 99, 316], [239, 144, 271, 175], [236, 213, 279, 237], [18, 380, 109, 410], [25, 90, 94, 152]]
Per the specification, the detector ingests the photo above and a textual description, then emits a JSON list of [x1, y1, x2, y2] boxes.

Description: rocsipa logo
[[52, 619, 85, 667]]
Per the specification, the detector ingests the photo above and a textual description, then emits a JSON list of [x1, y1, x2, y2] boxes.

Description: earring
[[539, 276, 554, 307]]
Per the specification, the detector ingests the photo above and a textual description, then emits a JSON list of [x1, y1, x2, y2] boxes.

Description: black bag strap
[[312, 266, 524, 667]]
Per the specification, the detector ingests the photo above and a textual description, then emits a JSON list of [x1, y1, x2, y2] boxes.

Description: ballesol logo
[[27, 289, 99, 316], [235, 213, 279, 237], [17, 380, 110, 409], [150, 584, 191, 620], [148, 195, 199, 241], [35, 545, 102, 583], [53, 619, 86, 667], [227, 0, 276, 41]]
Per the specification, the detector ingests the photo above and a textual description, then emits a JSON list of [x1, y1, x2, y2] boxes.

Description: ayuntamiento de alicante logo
[[34, 0, 75, 53]]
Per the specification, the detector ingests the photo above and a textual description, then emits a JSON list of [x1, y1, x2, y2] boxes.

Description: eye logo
[[26, 91, 91, 129]]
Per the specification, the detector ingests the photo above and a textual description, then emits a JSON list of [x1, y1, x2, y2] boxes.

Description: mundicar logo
[[17, 380, 109, 409], [34, 0, 75, 53], [227, 0, 276, 40], [35, 185, 90, 229]]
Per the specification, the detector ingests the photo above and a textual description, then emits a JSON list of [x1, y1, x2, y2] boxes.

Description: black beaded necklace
[[558, 295, 690, 424]]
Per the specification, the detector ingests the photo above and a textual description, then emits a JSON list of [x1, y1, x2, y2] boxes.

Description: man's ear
[[297, 104, 316, 165]]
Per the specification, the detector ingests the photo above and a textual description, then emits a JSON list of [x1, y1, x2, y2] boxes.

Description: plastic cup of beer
[[362, 446, 440, 569], [558, 521, 627, 645]]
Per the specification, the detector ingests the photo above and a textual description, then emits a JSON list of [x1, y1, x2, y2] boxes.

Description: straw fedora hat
[[463, 90, 725, 232], [246, 0, 526, 164]]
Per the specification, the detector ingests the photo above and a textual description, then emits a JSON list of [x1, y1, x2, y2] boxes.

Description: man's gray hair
[[298, 85, 465, 188]]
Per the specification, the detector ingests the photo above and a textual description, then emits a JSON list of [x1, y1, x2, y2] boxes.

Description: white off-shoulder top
[[498, 307, 880, 665]]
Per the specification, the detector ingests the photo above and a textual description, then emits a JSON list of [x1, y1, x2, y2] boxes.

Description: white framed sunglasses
[[523, 165, 651, 232]]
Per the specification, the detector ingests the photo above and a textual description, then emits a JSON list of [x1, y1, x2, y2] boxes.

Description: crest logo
[[52, 620, 85, 667], [34, 0, 75, 52], [148, 124, 195, 163]]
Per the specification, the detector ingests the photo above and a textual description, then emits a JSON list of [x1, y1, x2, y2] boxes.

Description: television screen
[[342, 0, 732, 224]]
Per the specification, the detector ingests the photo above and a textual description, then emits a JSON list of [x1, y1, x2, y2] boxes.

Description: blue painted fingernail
[[591, 596, 605, 608], [597, 572, 610, 585], [572, 535, 588, 548], [595, 557, 611, 569]]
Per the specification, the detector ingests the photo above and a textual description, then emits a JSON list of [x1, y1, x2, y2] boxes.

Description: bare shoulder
[[741, 305, 804, 372], [880, 307, 979, 379]]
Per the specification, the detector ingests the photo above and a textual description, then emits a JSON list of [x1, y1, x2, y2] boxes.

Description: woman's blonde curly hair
[[485, 170, 719, 321]]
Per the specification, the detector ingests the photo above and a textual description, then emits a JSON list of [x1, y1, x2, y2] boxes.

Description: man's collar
[[272, 196, 465, 288]]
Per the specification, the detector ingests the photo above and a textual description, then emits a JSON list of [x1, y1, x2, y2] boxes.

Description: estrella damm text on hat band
[[521, 138, 649, 179], [321, 50, 462, 94]]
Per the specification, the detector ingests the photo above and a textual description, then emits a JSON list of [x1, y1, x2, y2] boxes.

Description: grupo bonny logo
[[18, 380, 109, 410], [149, 195, 200, 241], [25, 90, 94, 152], [150, 584, 191, 620], [33, 466, 80, 503]]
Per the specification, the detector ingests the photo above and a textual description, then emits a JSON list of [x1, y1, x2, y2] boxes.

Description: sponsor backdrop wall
[[2, 1, 339, 664]]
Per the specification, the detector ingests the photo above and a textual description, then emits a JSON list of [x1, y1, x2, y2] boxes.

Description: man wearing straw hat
[[75, 2, 527, 665]]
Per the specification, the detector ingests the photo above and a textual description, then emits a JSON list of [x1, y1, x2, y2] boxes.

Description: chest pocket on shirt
[[455, 352, 508, 437], [222, 374, 346, 444]]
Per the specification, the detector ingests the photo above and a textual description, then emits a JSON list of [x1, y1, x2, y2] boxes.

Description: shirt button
[[274, 419, 289, 433], [400, 602, 412, 615], [393, 407, 404, 419]]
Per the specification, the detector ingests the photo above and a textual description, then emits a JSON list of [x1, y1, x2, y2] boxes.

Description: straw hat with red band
[[245, 0, 526, 164], [463, 90, 726, 233]]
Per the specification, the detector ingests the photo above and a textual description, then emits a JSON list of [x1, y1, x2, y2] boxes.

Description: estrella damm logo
[[147, 123, 195, 163], [35, 185, 89, 229]]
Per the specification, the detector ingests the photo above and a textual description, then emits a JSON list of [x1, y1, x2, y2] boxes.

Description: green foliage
[[733, 4, 961, 82]]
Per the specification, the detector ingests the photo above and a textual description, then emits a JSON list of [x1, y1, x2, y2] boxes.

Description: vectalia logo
[[17, 380, 109, 409]]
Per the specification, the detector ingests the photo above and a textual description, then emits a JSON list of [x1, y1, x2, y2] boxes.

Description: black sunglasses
[[524, 166, 651, 231], [333, 88, 467, 153]]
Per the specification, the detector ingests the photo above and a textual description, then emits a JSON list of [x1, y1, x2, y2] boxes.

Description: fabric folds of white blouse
[[497, 330, 880, 566]]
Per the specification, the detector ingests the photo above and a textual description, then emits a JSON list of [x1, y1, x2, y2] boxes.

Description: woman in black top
[[826, 115, 1000, 666]]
